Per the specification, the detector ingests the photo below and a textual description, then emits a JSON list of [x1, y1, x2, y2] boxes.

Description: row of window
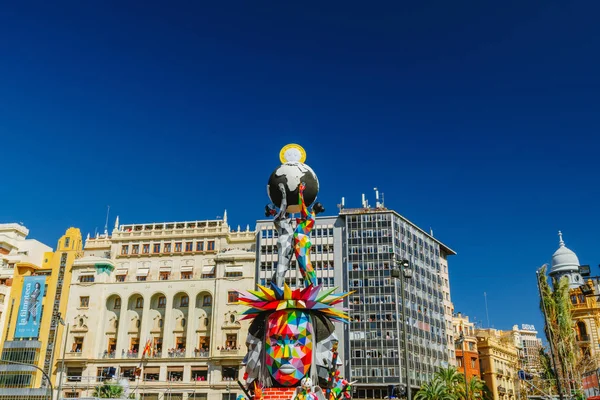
[[261, 228, 334, 238], [121, 241, 216, 255], [259, 260, 334, 270]]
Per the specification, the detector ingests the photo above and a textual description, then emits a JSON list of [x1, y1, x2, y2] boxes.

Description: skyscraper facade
[[341, 207, 455, 399]]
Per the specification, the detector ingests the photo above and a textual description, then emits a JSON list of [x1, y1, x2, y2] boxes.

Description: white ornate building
[[58, 215, 256, 400], [0, 223, 52, 341]]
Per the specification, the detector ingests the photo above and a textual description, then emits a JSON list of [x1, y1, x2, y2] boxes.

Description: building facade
[[514, 324, 542, 374], [342, 207, 455, 399], [0, 223, 52, 341], [452, 313, 480, 381], [476, 328, 519, 400], [58, 216, 256, 400], [0, 227, 82, 400]]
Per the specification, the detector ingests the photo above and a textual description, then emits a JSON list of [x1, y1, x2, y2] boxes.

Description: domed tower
[[549, 231, 583, 289]]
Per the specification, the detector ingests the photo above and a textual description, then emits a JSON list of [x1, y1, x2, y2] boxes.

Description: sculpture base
[[261, 387, 297, 400]]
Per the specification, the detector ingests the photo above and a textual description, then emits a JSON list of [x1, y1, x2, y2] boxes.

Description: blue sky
[[1, 1, 599, 333]]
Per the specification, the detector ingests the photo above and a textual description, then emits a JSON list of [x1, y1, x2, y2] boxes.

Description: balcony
[[497, 369, 504, 376], [498, 386, 506, 394], [508, 389, 514, 395], [99, 351, 116, 359], [166, 349, 186, 358], [219, 348, 240, 355], [67, 351, 83, 358]]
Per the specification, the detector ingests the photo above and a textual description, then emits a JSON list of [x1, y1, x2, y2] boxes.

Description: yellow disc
[[279, 143, 307, 163]]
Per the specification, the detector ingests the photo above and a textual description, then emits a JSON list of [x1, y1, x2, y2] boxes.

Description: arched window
[[114, 298, 121, 309], [181, 318, 186, 327], [158, 296, 166, 308], [230, 314, 235, 323], [203, 317, 209, 327], [79, 318, 84, 327], [135, 297, 143, 308], [577, 321, 588, 339], [203, 295, 212, 307], [158, 319, 163, 328], [180, 295, 189, 307]]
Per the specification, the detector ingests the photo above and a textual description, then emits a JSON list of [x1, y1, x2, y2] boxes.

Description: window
[[137, 275, 147, 281], [192, 366, 208, 381], [0, 294, 5, 304], [203, 295, 212, 307], [167, 366, 184, 381], [116, 275, 125, 282], [175, 242, 182, 252], [72, 337, 84, 352], [471, 358, 477, 369], [114, 298, 121, 309], [121, 245, 129, 255], [164, 243, 172, 252], [222, 366, 238, 381], [207, 241, 215, 251], [65, 237, 71, 248], [228, 291, 239, 303], [181, 272, 192, 280], [67, 367, 83, 382], [135, 298, 144, 308], [225, 334, 237, 349], [132, 245, 139, 255], [176, 336, 186, 350], [79, 275, 94, 283], [80, 296, 89, 308], [180, 296, 189, 307], [159, 272, 170, 281], [142, 244, 150, 254], [153, 244, 161, 253], [185, 242, 193, 252], [196, 242, 204, 251], [158, 296, 166, 308]]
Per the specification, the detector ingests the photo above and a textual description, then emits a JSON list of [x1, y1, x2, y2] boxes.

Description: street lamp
[[56, 316, 69, 400], [392, 255, 412, 400], [455, 332, 469, 400]]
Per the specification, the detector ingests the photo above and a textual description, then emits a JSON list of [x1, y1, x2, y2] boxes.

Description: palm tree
[[434, 366, 462, 398], [414, 379, 455, 400], [456, 376, 491, 400], [92, 382, 124, 398]]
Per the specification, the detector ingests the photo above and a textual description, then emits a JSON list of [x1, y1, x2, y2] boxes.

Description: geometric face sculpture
[[265, 310, 313, 386]]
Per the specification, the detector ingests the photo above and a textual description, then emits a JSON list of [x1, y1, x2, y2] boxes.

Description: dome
[[550, 231, 580, 274]]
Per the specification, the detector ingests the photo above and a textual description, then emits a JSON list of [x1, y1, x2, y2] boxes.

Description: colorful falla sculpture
[[236, 144, 353, 400]]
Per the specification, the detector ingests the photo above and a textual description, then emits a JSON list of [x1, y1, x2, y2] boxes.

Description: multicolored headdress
[[237, 283, 351, 323]]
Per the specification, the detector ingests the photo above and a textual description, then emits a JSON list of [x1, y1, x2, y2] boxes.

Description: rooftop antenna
[[381, 192, 384, 208], [374, 187, 380, 208], [484, 292, 490, 328], [104, 205, 110, 235], [337, 197, 345, 212]]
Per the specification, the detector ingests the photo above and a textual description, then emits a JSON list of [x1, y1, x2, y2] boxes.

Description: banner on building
[[15, 276, 46, 338]]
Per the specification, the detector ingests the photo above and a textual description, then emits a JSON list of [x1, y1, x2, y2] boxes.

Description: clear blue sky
[[1, 1, 599, 333]]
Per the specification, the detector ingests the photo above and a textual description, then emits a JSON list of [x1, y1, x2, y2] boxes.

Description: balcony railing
[[219, 348, 239, 355], [166, 350, 186, 358], [193, 350, 209, 357], [67, 351, 83, 357], [508, 389, 514, 395], [498, 386, 506, 394], [497, 369, 504, 375], [100, 352, 116, 359]]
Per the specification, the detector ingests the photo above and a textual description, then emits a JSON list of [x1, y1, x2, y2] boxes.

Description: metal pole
[[536, 268, 564, 400], [57, 323, 69, 400], [0, 359, 53, 400], [399, 262, 412, 400], [394, 272, 403, 396]]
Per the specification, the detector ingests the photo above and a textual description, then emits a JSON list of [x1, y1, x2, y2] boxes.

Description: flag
[[142, 339, 151, 358]]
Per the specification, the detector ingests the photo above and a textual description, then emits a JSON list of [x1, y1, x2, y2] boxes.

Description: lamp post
[[56, 320, 69, 400], [455, 332, 469, 400], [392, 256, 412, 400]]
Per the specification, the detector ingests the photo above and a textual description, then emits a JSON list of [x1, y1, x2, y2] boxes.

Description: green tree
[[434, 366, 462, 398], [414, 379, 455, 400], [456, 376, 492, 400], [92, 382, 124, 398]]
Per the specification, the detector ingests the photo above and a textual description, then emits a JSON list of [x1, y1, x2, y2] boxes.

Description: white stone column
[[186, 290, 197, 358], [139, 290, 152, 352], [116, 294, 129, 357], [162, 295, 176, 353]]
